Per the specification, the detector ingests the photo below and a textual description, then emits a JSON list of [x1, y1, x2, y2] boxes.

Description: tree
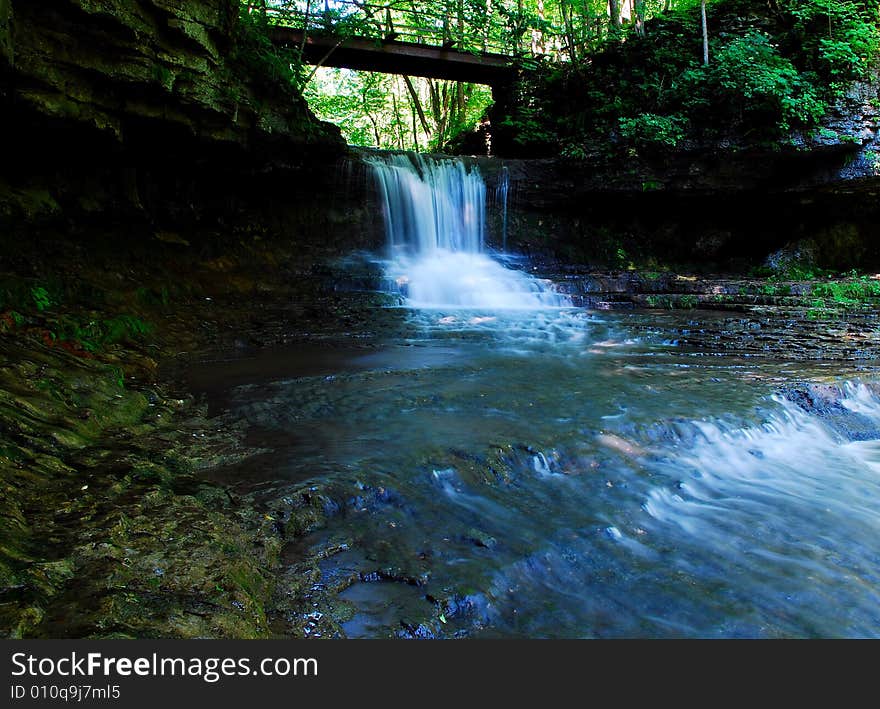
[[701, 0, 709, 65], [634, 0, 646, 36], [609, 0, 622, 34]]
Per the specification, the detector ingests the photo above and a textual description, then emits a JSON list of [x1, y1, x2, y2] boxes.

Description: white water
[[496, 165, 510, 253], [370, 153, 569, 310], [643, 382, 880, 536]]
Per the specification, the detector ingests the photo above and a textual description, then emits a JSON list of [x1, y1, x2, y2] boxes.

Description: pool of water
[[190, 305, 880, 638]]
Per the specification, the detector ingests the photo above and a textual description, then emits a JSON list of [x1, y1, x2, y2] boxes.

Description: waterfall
[[369, 153, 568, 310], [496, 165, 509, 253]]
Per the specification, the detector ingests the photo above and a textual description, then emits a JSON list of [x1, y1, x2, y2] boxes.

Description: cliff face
[[0, 0, 346, 229], [4, 0, 340, 152]]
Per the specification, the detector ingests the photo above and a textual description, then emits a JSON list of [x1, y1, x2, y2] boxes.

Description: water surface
[[190, 153, 880, 638], [191, 306, 880, 638]]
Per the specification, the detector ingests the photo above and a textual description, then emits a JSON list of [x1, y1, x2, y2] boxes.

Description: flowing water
[[370, 153, 567, 311], [195, 154, 880, 638]]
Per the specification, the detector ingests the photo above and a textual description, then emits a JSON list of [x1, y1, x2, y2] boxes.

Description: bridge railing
[[253, 0, 525, 57]]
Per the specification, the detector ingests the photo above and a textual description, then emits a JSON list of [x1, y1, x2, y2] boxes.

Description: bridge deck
[[268, 27, 517, 85]]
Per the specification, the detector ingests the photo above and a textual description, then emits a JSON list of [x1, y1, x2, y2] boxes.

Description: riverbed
[[186, 302, 880, 638]]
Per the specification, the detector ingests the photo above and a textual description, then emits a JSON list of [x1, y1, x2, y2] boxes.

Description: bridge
[[259, 1, 526, 87], [268, 27, 518, 85]]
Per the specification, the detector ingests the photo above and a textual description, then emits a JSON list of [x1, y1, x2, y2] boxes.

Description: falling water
[[496, 165, 509, 253], [369, 153, 567, 310]]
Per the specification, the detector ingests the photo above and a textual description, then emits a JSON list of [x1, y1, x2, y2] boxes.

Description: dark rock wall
[[470, 105, 880, 272], [0, 0, 375, 253], [3, 0, 340, 151], [0, 0, 11, 67]]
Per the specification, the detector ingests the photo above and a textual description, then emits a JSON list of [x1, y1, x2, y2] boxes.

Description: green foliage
[[221, 0, 879, 154], [232, 5, 303, 93], [785, 0, 879, 85], [810, 276, 880, 305], [30, 286, 51, 312], [496, 0, 880, 154], [56, 315, 153, 353], [306, 67, 493, 151], [0, 272, 156, 356], [501, 104, 560, 149], [619, 113, 687, 148], [768, 264, 831, 280], [707, 31, 826, 131]]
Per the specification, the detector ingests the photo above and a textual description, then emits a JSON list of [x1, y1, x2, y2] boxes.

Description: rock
[[0, 0, 348, 233], [6, 0, 341, 152], [0, 0, 11, 67], [764, 240, 818, 276], [463, 528, 497, 550], [781, 382, 880, 442]]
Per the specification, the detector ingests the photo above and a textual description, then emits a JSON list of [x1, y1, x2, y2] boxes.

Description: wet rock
[[780, 382, 880, 442], [463, 528, 497, 550], [397, 620, 437, 639]]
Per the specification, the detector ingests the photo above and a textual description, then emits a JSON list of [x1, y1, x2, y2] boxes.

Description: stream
[[188, 154, 880, 638]]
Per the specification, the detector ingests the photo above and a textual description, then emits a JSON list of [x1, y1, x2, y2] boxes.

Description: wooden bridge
[[268, 26, 519, 86], [260, 1, 523, 87]]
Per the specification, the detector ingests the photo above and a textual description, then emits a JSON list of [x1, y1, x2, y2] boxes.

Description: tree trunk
[[457, 0, 465, 44], [634, 0, 646, 36], [609, 0, 622, 32], [701, 0, 709, 65], [392, 90, 406, 149], [406, 90, 420, 149], [363, 96, 381, 146], [531, 0, 545, 55], [483, 0, 492, 52], [404, 75, 431, 138], [517, 0, 524, 53], [561, 1, 577, 62], [299, 0, 313, 57]]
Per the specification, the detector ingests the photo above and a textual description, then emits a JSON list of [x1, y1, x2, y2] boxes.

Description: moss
[[0, 182, 61, 222], [0, 316, 280, 638]]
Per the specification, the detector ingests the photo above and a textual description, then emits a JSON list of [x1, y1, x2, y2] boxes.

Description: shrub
[[619, 113, 688, 148]]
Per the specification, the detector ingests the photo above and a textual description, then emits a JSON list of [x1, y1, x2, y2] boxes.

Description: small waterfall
[[496, 165, 509, 253], [369, 153, 567, 310]]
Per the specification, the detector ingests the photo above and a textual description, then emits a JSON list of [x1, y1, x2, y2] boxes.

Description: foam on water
[[369, 153, 571, 314]]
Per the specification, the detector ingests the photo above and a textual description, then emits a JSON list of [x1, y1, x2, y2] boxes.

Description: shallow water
[[191, 305, 880, 638]]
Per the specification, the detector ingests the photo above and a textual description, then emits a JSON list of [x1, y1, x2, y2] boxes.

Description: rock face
[[4, 0, 340, 153], [0, 0, 347, 231]]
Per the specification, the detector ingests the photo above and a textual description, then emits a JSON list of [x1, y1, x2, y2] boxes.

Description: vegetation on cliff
[[493, 0, 880, 155], [248, 1, 878, 156]]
